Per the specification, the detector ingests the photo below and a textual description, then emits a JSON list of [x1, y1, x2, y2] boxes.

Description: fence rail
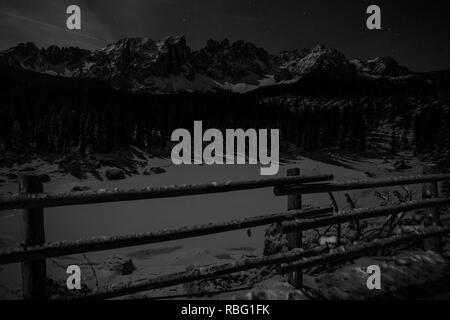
[[281, 197, 450, 233], [0, 169, 449, 300], [0, 206, 334, 264], [69, 225, 450, 300], [0, 174, 334, 211], [274, 173, 450, 195]]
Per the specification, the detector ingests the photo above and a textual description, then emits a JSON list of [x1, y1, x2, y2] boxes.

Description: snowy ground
[[0, 151, 429, 299]]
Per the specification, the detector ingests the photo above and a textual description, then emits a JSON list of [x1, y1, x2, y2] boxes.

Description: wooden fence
[[0, 169, 449, 300]]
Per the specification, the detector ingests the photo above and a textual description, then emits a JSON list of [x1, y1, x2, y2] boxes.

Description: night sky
[[0, 0, 449, 71]]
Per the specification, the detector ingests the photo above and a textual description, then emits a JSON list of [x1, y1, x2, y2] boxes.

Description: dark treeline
[[262, 94, 450, 154], [0, 65, 449, 158]]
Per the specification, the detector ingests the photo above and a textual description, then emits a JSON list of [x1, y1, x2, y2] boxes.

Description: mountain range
[[0, 35, 443, 94]]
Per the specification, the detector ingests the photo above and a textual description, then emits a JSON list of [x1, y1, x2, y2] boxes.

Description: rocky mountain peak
[[102, 35, 187, 55], [78, 35, 195, 90], [279, 48, 310, 64], [0, 42, 88, 75], [282, 45, 356, 80], [355, 56, 411, 77], [42, 45, 89, 65], [193, 38, 273, 82], [0, 42, 41, 68]]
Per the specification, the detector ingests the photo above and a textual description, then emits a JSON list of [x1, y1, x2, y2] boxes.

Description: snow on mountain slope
[[0, 36, 416, 94]]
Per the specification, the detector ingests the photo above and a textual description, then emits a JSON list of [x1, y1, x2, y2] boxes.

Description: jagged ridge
[[0, 35, 438, 94]]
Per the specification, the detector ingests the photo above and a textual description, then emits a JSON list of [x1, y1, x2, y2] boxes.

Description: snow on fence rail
[[0, 174, 334, 211], [0, 170, 449, 300]]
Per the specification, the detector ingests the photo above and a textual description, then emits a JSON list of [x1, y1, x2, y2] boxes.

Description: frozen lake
[[0, 155, 422, 297]]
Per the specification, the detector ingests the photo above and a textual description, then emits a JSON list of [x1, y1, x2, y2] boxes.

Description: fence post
[[286, 167, 303, 288], [422, 165, 442, 252], [19, 175, 47, 299]]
